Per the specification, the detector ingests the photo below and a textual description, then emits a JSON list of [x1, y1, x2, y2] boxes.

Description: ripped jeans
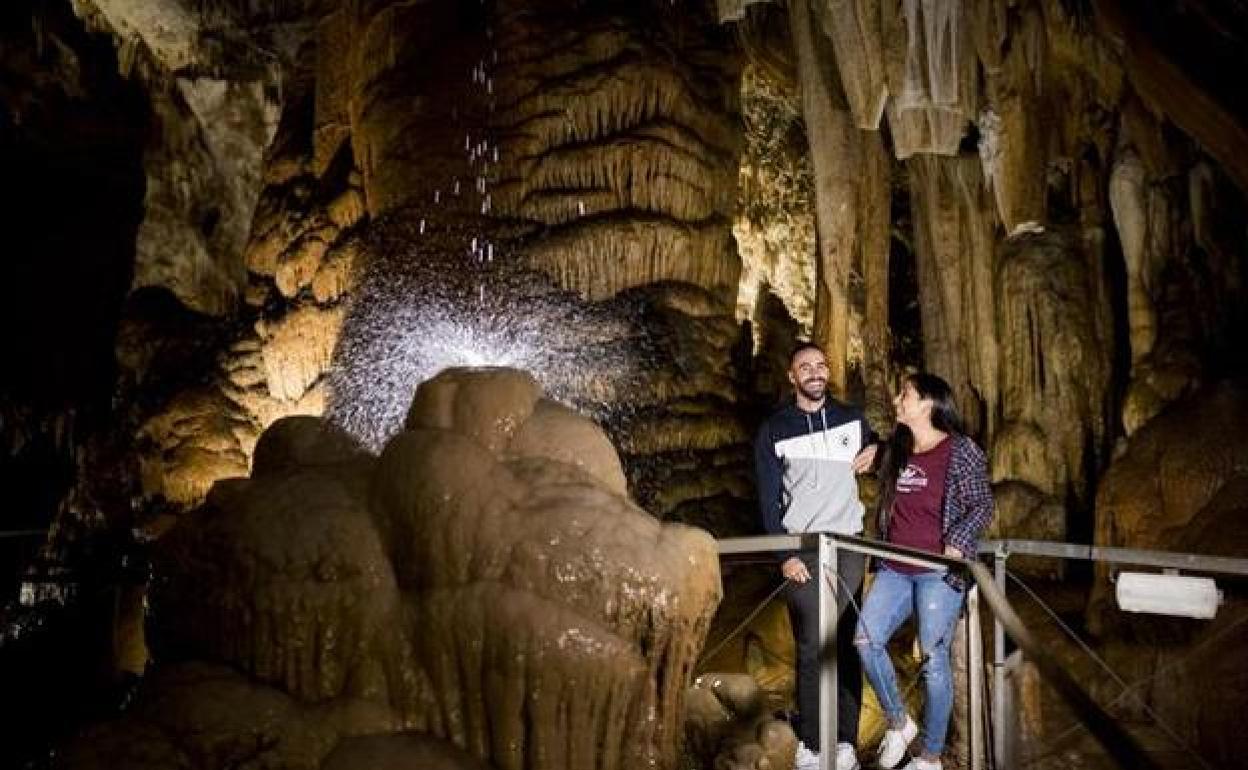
[[854, 565, 965, 757]]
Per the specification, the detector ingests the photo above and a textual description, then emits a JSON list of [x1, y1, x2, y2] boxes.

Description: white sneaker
[[835, 741, 860, 770], [876, 714, 918, 769], [794, 741, 820, 770], [898, 757, 941, 770]]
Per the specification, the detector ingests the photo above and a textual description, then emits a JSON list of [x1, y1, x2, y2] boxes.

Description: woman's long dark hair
[[877, 372, 965, 528]]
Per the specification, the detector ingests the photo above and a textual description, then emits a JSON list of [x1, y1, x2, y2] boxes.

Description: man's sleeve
[[754, 420, 785, 536]]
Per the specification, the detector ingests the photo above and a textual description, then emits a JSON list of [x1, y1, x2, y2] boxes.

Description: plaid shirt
[[879, 433, 994, 590]]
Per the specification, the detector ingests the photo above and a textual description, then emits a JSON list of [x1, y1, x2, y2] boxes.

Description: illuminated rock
[[64, 368, 721, 770]]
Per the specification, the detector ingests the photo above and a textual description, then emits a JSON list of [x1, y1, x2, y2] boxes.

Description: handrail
[[980, 538, 1248, 577], [718, 532, 962, 572], [714, 533, 969, 770], [711, 533, 1162, 770]]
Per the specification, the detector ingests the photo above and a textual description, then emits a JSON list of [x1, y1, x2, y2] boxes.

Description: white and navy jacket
[[754, 399, 879, 546]]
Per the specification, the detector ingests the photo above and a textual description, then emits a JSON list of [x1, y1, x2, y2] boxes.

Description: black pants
[[784, 550, 865, 751]]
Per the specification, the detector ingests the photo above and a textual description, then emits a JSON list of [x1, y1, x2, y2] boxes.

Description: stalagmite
[[993, 231, 1112, 539], [78, 370, 724, 770]]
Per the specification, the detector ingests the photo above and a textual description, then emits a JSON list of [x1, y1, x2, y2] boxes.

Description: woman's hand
[[781, 556, 811, 583], [942, 545, 963, 559]]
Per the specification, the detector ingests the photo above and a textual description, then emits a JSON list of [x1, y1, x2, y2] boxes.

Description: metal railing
[[716, 533, 973, 770], [714, 534, 1248, 770], [980, 539, 1248, 770]]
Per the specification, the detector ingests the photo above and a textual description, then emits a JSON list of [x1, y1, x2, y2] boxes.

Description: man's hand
[[852, 443, 878, 474], [781, 556, 811, 583], [943, 545, 963, 558]]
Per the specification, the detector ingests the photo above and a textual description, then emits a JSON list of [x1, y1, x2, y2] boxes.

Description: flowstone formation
[[59, 368, 722, 770]]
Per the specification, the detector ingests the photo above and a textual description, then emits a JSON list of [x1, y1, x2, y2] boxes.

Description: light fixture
[[1115, 571, 1222, 620]]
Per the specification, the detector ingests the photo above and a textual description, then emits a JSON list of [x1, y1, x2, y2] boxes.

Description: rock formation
[[75, 0, 761, 541], [684, 673, 796, 770], [60, 368, 722, 770], [1088, 382, 1248, 765]]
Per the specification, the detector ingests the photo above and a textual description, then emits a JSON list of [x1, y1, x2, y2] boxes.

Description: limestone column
[[789, 0, 857, 396]]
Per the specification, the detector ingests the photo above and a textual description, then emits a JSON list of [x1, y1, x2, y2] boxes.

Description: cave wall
[[0, 0, 147, 581]]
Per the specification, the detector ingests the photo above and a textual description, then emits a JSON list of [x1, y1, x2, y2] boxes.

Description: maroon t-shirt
[[885, 437, 952, 574]]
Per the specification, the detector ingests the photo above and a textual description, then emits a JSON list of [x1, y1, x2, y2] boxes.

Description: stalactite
[[1108, 148, 1154, 367], [979, 5, 1047, 234], [858, 131, 892, 427], [883, 0, 977, 159], [812, 0, 888, 130], [789, 0, 858, 396]]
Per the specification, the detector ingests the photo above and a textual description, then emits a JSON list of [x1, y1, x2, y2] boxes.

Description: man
[[754, 342, 879, 770]]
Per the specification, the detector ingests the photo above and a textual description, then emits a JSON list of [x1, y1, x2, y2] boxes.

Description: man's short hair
[[789, 340, 824, 366]]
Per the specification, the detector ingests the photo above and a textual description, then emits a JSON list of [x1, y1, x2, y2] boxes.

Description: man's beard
[[798, 379, 826, 402]]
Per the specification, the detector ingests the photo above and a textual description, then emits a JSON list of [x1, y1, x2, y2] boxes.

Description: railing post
[[967, 584, 985, 770], [992, 547, 1008, 770], [818, 533, 837, 770]]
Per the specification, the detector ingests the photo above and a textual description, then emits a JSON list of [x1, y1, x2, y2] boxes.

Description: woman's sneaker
[[876, 714, 918, 769], [899, 757, 941, 770]]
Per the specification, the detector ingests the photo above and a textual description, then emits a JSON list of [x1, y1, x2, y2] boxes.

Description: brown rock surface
[[1095, 382, 1248, 555], [992, 230, 1113, 539], [684, 673, 797, 770]]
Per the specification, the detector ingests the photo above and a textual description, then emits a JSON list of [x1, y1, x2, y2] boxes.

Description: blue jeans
[[854, 565, 965, 756]]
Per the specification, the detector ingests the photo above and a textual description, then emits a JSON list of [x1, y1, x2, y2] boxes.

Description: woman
[[854, 373, 994, 770]]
